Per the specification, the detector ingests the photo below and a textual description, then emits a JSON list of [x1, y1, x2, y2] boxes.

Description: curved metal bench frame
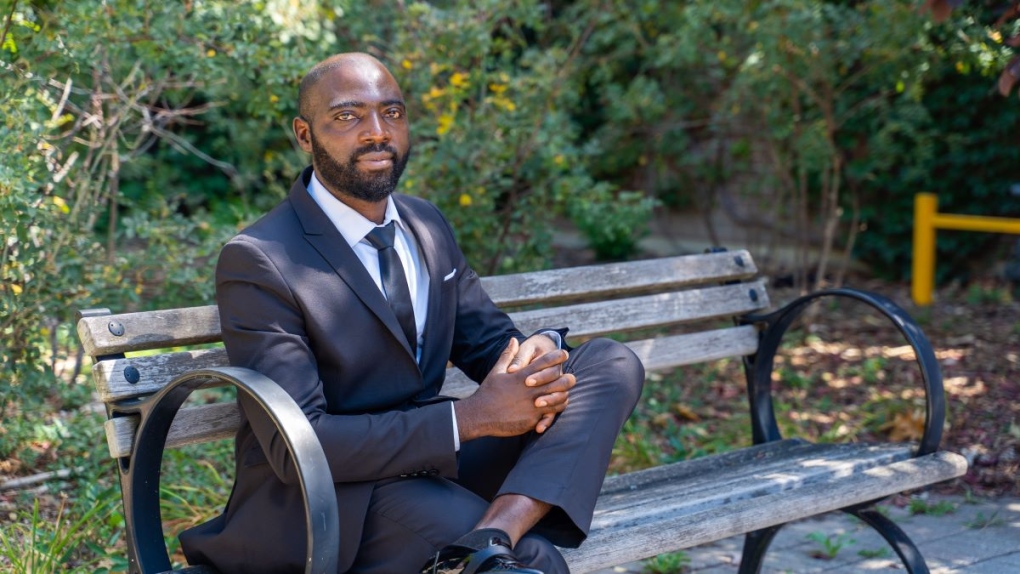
[[109, 367, 339, 574], [734, 288, 945, 574]]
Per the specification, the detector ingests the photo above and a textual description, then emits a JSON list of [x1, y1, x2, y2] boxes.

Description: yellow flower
[[450, 72, 469, 88], [52, 196, 69, 214], [488, 83, 507, 95], [437, 114, 454, 135], [270, 94, 279, 103], [493, 97, 516, 112], [553, 155, 565, 166], [402, 59, 413, 70], [206, 49, 216, 57], [428, 86, 444, 99], [10, 284, 22, 295], [459, 193, 473, 207]]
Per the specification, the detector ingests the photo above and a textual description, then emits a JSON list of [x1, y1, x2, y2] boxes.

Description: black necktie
[[365, 221, 417, 355]]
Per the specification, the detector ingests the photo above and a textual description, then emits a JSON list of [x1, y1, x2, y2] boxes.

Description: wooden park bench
[[76, 249, 968, 574]]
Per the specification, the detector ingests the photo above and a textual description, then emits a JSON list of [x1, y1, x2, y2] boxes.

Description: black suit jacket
[[180, 167, 524, 572]]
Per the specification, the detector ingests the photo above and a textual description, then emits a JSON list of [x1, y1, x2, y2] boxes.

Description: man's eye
[[385, 109, 404, 119], [336, 112, 356, 121]]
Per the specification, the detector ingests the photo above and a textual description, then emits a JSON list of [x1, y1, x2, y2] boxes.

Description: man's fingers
[[534, 391, 568, 409], [525, 362, 575, 388], [494, 337, 520, 373], [523, 350, 569, 386], [506, 344, 538, 374], [535, 412, 557, 434]]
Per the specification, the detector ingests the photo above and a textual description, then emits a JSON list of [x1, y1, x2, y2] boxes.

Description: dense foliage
[[1, 0, 1019, 569]]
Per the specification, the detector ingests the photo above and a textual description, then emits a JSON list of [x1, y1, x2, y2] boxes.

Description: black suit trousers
[[347, 338, 645, 573]]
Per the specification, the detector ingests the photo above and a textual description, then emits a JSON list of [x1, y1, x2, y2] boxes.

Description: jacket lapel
[[288, 169, 416, 359]]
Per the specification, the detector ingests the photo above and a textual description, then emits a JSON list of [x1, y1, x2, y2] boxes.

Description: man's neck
[[333, 191, 387, 224], [318, 180, 389, 224]]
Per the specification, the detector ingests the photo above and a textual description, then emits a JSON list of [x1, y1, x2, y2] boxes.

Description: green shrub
[[571, 186, 659, 260]]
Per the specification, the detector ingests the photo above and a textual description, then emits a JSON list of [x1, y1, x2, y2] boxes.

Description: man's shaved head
[[298, 52, 391, 120]]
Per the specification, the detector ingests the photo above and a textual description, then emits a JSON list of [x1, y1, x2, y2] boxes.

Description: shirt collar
[[306, 170, 403, 248]]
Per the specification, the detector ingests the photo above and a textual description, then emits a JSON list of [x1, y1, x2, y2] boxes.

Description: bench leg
[[738, 508, 930, 574], [737, 524, 784, 574], [844, 507, 930, 574]]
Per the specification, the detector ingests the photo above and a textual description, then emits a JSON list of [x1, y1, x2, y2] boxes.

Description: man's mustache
[[353, 144, 400, 160]]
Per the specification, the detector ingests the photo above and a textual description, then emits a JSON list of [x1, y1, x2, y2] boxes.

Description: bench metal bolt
[[734, 255, 745, 267], [109, 321, 125, 336], [749, 289, 759, 302], [124, 366, 140, 384]]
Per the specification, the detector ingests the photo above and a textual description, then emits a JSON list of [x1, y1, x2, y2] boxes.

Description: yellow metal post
[[933, 212, 1020, 234], [912, 193, 937, 306]]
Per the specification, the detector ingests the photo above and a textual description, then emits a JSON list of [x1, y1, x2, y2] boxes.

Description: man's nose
[[360, 112, 390, 144]]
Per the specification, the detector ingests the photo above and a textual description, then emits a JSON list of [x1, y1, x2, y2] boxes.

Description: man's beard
[[310, 130, 410, 203]]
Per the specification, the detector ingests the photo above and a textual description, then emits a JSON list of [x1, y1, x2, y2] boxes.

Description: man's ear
[[293, 117, 313, 153]]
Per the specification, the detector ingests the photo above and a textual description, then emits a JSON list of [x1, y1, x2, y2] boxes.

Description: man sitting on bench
[[179, 52, 644, 574]]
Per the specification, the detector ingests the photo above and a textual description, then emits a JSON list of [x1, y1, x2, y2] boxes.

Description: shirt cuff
[[451, 402, 460, 452], [537, 329, 563, 349]]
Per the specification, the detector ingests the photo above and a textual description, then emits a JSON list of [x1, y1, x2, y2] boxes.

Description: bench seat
[[563, 440, 966, 572]]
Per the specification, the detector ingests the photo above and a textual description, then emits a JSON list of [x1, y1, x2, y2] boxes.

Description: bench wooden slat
[[102, 325, 762, 456], [481, 250, 758, 307], [102, 326, 760, 455], [104, 402, 241, 459], [440, 326, 762, 401], [512, 281, 769, 338], [562, 447, 968, 573], [593, 441, 913, 516], [77, 252, 762, 356], [101, 328, 758, 458], [94, 348, 230, 401], [95, 325, 760, 403], [78, 306, 222, 357]]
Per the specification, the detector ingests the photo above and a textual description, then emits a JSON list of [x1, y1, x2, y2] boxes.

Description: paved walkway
[[591, 494, 1020, 573]]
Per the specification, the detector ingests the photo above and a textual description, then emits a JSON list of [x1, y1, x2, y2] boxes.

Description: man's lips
[[356, 151, 394, 169]]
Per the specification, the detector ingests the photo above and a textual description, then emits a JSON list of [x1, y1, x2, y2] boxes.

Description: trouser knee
[[570, 337, 645, 407]]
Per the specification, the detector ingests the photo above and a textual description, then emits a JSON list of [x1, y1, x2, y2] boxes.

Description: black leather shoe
[[419, 528, 544, 574]]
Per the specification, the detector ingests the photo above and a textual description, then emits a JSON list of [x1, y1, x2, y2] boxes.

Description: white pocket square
[[443, 268, 457, 281]]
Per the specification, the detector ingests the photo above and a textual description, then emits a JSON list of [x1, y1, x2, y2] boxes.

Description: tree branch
[[0, 0, 17, 56]]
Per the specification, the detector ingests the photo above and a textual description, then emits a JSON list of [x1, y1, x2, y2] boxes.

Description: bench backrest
[[77, 251, 770, 460]]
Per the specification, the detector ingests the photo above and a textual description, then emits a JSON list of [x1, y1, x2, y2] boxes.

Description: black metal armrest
[[739, 288, 945, 456], [112, 366, 339, 574]]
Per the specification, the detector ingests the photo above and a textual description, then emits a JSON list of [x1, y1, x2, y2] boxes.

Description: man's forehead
[[311, 58, 403, 104]]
